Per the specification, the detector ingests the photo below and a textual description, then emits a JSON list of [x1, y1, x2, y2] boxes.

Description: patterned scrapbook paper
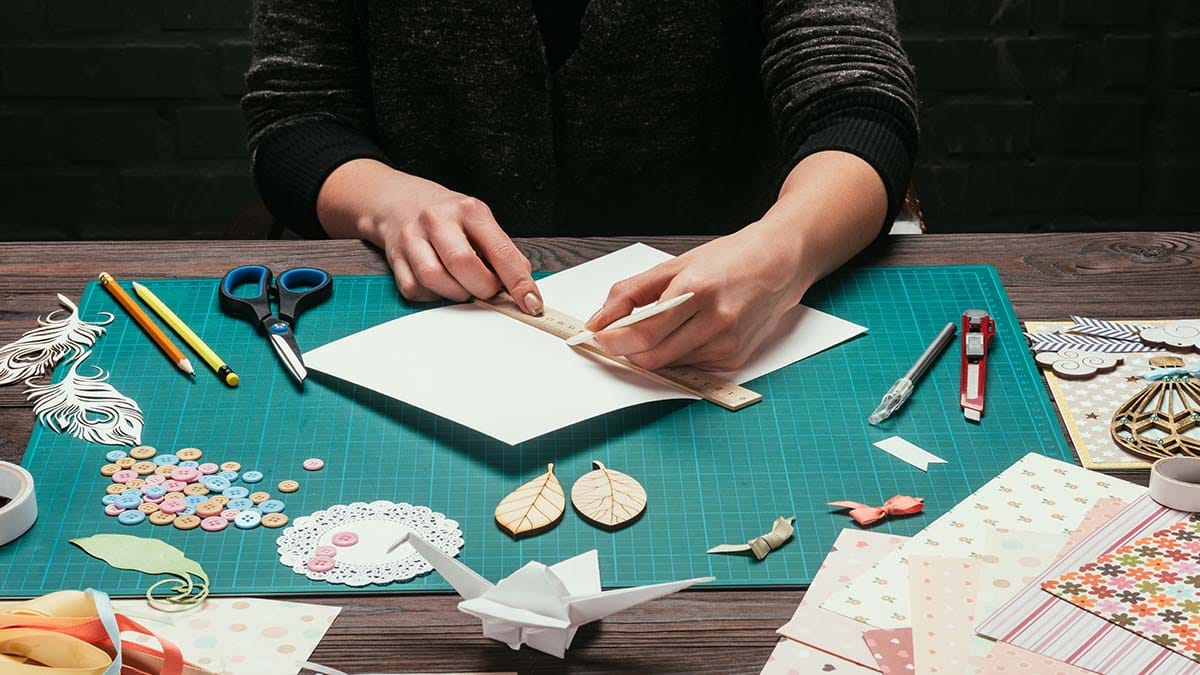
[[760, 637, 876, 675], [821, 453, 1143, 628], [910, 556, 978, 674], [1043, 518, 1200, 664], [972, 642, 1095, 675], [862, 628, 914, 674], [1058, 498, 1128, 556]]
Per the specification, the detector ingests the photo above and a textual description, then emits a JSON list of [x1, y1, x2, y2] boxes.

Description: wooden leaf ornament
[[571, 460, 647, 530], [1035, 349, 1123, 379], [495, 463, 565, 538]]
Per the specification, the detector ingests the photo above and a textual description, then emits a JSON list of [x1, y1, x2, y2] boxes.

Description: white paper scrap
[[872, 435, 946, 471], [304, 244, 867, 444]]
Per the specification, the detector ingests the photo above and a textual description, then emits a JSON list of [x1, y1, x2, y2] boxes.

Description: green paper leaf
[[71, 533, 209, 608]]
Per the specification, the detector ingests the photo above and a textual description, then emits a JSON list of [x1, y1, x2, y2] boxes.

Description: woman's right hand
[[316, 158, 543, 315]]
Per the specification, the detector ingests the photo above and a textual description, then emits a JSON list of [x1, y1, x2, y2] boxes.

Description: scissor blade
[[269, 332, 308, 382]]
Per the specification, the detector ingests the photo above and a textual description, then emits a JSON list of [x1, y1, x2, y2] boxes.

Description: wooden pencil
[[98, 272, 195, 377]]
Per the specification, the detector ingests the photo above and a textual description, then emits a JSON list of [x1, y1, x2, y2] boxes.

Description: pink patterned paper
[[862, 628, 914, 674], [1058, 497, 1127, 556], [972, 642, 1095, 675], [910, 556, 978, 674]]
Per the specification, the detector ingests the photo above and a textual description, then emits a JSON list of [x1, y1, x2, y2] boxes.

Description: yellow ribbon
[[0, 629, 112, 675]]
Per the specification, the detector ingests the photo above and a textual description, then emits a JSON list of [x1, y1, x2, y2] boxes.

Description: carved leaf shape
[[70, 533, 209, 609], [494, 463, 564, 538], [571, 460, 647, 530]]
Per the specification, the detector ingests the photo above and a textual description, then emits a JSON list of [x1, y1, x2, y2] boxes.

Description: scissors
[[219, 265, 332, 383]]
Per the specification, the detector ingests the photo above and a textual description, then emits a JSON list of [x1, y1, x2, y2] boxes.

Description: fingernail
[[524, 292, 543, 316], [586, 309, 603, 329]]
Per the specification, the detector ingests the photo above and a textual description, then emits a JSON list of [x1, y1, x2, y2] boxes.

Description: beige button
[[220, 461, 241, 472], [164, 492, 185, 501], [261, 513, 289, 528], [105, 484, 127, 495], [196, 501, 223, 517], [100, 464, 120, 477], [183, 484, 209, 496], [154, 465, 175, 477], [278, 480, 299, 493], [177, 448, 203, 461], [125, 479, 147, 489], [132, 462, 157, 475], [149, 511, 176, 526], [174, 515, 201, 530], [115, 457, 136, 469], [209, 495, 229, 507], [249, 492, 270, 504], [130, 445, 156, 459], [138, 502, 159, 514]]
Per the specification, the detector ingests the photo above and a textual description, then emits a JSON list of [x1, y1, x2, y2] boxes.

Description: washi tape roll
[[0, 461, 37, 546], [1149, 457, 1200, 512]]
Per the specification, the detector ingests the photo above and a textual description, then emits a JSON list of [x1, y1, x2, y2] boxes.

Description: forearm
[[315, 159, 455, 245]]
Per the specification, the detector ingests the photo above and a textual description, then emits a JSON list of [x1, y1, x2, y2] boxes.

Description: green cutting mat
[[0, 265, 1072, 597]]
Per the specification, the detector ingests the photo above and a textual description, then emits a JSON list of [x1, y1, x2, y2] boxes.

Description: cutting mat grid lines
[[0, 265, 1071, 597]]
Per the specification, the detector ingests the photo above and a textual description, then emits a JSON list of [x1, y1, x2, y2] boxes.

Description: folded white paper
[[305, 244, 866, 444], [872, 435, 947, 471]]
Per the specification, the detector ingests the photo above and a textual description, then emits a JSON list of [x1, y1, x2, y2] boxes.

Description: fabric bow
[[828, 495, 924, 526]]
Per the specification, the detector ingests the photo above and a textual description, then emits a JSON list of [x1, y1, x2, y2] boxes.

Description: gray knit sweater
[[243, 1, 918, 238]]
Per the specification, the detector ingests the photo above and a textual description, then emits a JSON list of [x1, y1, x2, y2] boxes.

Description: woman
[[243, 1, 917, 372]]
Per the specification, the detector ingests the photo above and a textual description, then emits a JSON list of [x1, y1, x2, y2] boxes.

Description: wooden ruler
[[475, 293, 762, 411]]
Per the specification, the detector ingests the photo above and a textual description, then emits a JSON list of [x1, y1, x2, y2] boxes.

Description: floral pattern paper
[[1042, 517, 1200, 663]]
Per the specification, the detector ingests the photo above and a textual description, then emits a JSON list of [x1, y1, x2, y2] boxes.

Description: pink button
[[144, 475, 165, 485], [314, 545, 337, 558], [306, 556, 335, 573], [111, 470, 137, 484], [220, 509, 240, 521], [200, 517, 228, 532], [197, 463, 219, 475], [143, 495, 164, 504], [159, 498, 187, 514], [302, 458, 325, 471], [331, 531, 358, 547], [162, 480, 186, 492], [104, 504, 125, 516], [170, 467, 200, 483]]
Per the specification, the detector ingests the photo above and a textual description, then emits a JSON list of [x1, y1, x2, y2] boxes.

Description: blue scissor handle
[[219, 265, 274, 324], [276, 267, 332, 325]]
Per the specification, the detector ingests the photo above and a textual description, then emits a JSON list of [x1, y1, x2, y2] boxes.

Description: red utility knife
[[960, 309, 995, 422]]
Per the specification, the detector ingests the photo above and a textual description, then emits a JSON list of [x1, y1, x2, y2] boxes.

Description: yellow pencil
[[132, 281, 240, 387]]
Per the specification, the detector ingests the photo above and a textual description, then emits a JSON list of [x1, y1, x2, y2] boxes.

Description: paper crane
[[395, 532, 714, 658]]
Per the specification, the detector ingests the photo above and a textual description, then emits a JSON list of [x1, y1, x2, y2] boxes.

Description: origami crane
[[397, 532, 714, 658]]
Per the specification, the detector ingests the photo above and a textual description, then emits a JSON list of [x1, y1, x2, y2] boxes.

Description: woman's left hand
[[585, 221, 810, 372]]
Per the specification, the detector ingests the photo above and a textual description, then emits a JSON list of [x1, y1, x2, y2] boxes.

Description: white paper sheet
[[304, 244, 867, 444], [872, 435, 947, 471]]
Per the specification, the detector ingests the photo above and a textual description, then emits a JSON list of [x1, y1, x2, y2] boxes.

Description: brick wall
[[1, 0, 1197, 239]]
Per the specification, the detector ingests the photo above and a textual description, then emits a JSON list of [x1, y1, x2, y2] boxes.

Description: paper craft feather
[[25, 351, 143, 446], [0, 294, 112, 386]]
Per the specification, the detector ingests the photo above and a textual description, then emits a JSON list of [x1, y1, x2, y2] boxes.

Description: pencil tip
[[181, 359, 195, 376]]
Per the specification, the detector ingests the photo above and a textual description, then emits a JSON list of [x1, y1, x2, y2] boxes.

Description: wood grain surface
[[0, 232, 1196, 674]]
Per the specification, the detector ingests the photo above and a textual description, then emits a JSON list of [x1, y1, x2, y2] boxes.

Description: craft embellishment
[[1035, 350, 1124, 379], [70, 533, 209, 610], [1111, 356, 1200, 459], [277, 500, 464, 586], [707, 516, 794, 560], [495, 463, 565, 538], [828, 495, 924, 526], [0, 294, 112, 386], [26, 350, 144, 446], [1141, 320, 1200, 352], [570, 460, 646, 530]]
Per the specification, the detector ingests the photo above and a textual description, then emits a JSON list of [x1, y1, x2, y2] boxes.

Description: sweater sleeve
[[242, 0, 390, 238], [760, 0, 919, 228]]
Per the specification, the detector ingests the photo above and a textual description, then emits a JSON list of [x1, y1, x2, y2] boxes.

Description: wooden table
[[1, 232, 1197, 674]]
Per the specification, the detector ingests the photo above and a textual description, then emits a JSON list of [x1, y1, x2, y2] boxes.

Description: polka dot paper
[[973, 642, 1094, 675], [909, 555, 978, 675], [113, 596, 340, 675]]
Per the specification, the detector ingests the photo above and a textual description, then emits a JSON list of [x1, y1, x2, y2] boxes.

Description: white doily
[[276, 500, 463, 586]]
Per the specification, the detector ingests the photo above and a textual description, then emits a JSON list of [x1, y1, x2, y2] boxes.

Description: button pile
[[99, 446, 301, 532], [306, 530, 359, 573]]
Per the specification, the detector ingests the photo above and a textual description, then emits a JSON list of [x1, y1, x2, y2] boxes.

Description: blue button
[[101, 494, 121, 506], [184, 495, 207, 507], [105, 450, 127, 462], [178, 460, 200, 469], [152, 454, 179, 466], [121, 489, 143, 500], [258, 500, 285, 514], [241, 471, 263, 483], [118, 510, 146, 525], [234, 510, 261, 529], [116, 493, 142, 509], [179, 506, 196, 516], [144, 485, 166, 498], [224, 486, 249, 499], [218, 471, 239, 482], [201, 476, 230, 492], [225, 498, 253, 511]]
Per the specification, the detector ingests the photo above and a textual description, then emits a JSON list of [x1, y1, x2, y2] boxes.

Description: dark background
[[1, 0, 1197, 240]]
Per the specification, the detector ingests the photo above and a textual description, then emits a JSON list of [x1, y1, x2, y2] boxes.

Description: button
[[138, 502, 158, 515], [233, 510, 261, 529], [277, 480, 299, 493], [314, 545, 337, 558], [152, 454, 179, 466], [241, 471, 264, 483], [111, 470, 137, 484], [261, 513, 288, 528], [196, 501, 223, 518], [143, 495, 164, 504], [183, 483, 209, 496], [100, 464, 120, 477], [127, 480, 148, 490], [306, 556, 335, 573], [115, 458, 136, 469], [202, 476, 230, 492], [144, 475, 165, 486], [331, 532, 358, 547], [200, 516, 228, 532], [209, 495, 229, 507], [129, 445, 156, 459], [132, 462, 156, 475], [105, 484, 127, 495], [144, 485, 166, 499], [249, 491, 270, 504], [224, 486, 249, 499], [162, 480, 186, 493], [170, 467, 200, 483], [177, 448, 203, 461], [154, 465, 176, 477], [159, 499, 187, 514], [105, 450, 127, 462], [163, 492, 185, 501], [259, 499, 285, 514], [177, 460, 199, 469], [149, 511, 176, 526], [118, 510, 146, 525], [218, 470, 239, 482], [226, 498, 254, 511], [104, 503, 125, 517], [302, 458, 324, 471], [220, 509, 240, 520], [184, 495, 208, 507], [198, 463, 219, 475], [121, 488, 143, 499], [174, 514, 201, 530], [179, 506, 196, 516], [220, 461, 241, 472], [101, 494, 121, 506], [116, 493, 142, 509]]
